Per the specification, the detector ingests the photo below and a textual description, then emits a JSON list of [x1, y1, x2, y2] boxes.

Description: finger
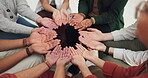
[[78, 27, 85, 31], [87, 28, 98, 32], [70, 20, 76, 26], [69, 13, 76, 17], [76, 43, 87, 51], [46, 51, 52, 56], [78, 36, 89, 46], [70, 47, 76, 56]]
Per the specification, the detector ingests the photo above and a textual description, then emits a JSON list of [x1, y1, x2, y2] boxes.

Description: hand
[[27, 28, 47, 45], [29, 43, 50, 54], [74, 19, 93, 31], [79, 28, 104, 41], [68, 13, 84, 26], [46, 45, 61, 66], [75, 44, 96, 61], [52, 9, 62, 26], [31, 27, 44, 33], [79, 36, 106, 51], [39, 28, 57, 40], [37, 17, 59, 30], [60, 9, 68, 25], [46, 39, 61, 50], [69, 47, 86, 67], [56, 47, 71, 66]]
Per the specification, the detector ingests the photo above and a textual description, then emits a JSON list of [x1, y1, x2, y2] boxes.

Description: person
[[0, 0, 58, 39], [0, 46, 72, 78], [71, 1, 148, 77], [65, 0, 128, 47], [0, 28, 60, 74], [71, 44, 148, 78], [65, 0, 128, 75], [79, 22, 148, 66], [36, 0, 70, 26], [77, 0, 148, 67]]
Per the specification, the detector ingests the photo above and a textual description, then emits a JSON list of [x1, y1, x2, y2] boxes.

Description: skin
[[136, 10, 148, 48], [68, 13, 85, 26], [54, 47, 71, 78], [0, 42, 56, 73], [15, 46, 61, 78], [70, 46, 92, 78], [40, 0, 69, 26]]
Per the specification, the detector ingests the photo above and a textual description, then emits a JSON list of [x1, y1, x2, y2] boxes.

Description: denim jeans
[[0, 16, 38, 39]]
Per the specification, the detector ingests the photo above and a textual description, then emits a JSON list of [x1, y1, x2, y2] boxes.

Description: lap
[[0, 48, 44, 74]]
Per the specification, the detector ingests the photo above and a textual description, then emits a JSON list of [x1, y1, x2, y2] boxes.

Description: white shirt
[[111, 21, 148, 66]]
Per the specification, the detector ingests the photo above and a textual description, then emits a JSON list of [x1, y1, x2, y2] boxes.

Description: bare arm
[[54, 64, 65, 78], [15, 62, 49, 78], [40, 0, 56, 12], [0, 39, 25, 51], [0, 48, 29, 73], [60, 0, 69, 10], [78, 63, 92, 78]]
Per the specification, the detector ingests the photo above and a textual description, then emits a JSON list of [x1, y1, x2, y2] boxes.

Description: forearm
[[0, 39, 26, 51], [113, 49, 148, 66], [40, 0, 56, 12], [91, 57, 105, 69], [78, 65, 92, 78], [0, 49, 28, 73], [15, 62, 49, 78], [60, 0, 69, 10], [54, 65, 65, 78]]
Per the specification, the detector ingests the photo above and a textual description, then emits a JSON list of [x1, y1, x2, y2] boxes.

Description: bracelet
[[26, 47, 32, 56], [104, 46, 110, 55], [44, 60, 51, 68], [23, 38, 27, 46]]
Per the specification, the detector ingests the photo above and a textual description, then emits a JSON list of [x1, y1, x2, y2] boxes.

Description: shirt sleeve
[[111, 21, 137, 41], [0, 14, 32, 34], [85, 75, 97, 78], [16, 0, 41, 21], [93, 0, 127, 24], [0, 73, 17, 78], [113, 48, 148, 66], [102, 60, 147, 78]]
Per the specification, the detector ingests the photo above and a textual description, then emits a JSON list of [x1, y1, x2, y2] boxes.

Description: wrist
[[96, 45, 106, 52], [44, 60, 52, 69], [28, 46, 34, 54], [36, 17, 42, 23], [78, 63, 87, 69], [79, 13, 86, 18], [23, 38, 27, 46], [26, 47, 32, 56], [56, 63, 65, 68], [102, 33, 114, 41], [89, 56, 98, 63], [108, 47, 114, 54]]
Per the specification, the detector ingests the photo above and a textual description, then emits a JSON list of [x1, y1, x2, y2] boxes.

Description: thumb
[[87, 28, 98, 32], [70, 13, 76, 17]]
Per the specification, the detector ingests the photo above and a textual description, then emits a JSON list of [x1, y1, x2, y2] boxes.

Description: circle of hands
[[28, 11, 108, 67]]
